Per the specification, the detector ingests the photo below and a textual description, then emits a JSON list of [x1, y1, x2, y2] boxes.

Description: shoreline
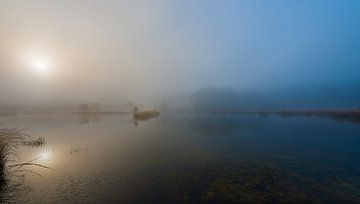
[[1, 109, 360, 124]]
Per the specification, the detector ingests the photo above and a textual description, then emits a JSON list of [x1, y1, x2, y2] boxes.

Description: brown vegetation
[[133, 110, 160, 121], [0, 129, 51, 202]]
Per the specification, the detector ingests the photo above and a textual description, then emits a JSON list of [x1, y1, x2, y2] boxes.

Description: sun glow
[[40, 151, 51, 161], [28, 57, 54, 76]]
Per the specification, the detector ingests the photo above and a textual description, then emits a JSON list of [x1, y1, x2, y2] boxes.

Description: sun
[[29, 57, 53, 76]]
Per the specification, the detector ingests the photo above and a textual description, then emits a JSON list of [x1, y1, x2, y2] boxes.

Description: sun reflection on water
[[40, 151, 51, 161]]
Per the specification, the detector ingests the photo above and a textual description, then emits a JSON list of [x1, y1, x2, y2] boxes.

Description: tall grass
[[22, 137, 46, 147], [0, 128, 51, 203]]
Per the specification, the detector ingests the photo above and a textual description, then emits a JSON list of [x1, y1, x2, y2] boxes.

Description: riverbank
[[167, 109, 360, 124], [276, 109, 360, 124]]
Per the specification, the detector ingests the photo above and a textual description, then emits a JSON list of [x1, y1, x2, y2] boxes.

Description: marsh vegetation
[[0, 113, 359, 203], [0, 129, 51, 203]]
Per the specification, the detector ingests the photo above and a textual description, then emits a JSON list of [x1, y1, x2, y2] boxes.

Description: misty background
[[1, 0, 360, 110]]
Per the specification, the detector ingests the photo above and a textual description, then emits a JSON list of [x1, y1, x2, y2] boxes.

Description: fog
[[1, 0, 360, 109]]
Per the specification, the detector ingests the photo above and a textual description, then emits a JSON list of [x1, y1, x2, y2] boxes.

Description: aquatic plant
[[133, 110, 160, 121], [22, 137, 46, 147], [70, 145, 88, 155], [0, 128, 51, 203]]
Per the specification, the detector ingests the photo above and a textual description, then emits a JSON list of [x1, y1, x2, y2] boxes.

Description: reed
[[133, 110, 160, 120], [22, 137, 46, 147], [0, 129, 51, 203]]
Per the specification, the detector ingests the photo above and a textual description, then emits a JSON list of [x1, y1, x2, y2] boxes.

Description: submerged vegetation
[[106, 152, 360, 203]]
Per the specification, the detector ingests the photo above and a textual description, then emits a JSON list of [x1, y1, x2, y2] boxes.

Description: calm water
[[1, 113, 360, 203]]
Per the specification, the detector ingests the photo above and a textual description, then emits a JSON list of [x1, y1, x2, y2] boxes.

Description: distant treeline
[[277, 109, 360, 124], [191, 86, 360, 111]]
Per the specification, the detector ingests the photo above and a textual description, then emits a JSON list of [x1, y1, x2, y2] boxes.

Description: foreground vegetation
[[0, 129, 50, 203]]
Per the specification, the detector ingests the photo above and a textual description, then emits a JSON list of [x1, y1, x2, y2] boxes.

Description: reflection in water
[[40, 151, 51, 161], [70, 145, 88, 155], [133, 111, 160, 126], [0, 129, 51, 203], [190, 114, 237, 135], [77, 115, 101, 124], [0, 114, 359, 203]]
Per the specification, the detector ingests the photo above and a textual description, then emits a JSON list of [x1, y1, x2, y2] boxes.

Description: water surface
[[1, 113, 360, 203]]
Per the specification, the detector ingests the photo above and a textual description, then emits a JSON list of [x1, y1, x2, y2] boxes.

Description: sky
[[0, 0, 359, 106]]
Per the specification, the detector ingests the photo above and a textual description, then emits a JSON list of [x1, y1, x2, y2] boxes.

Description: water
[[1, 113, 360, 203]]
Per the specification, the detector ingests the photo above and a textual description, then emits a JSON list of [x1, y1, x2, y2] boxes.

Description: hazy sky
[[1, 0, 359, 105]]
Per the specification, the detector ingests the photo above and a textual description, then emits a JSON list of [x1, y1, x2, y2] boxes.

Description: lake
[[1, 113, 360, 203]]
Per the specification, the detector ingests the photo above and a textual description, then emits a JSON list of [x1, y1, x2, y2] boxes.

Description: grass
[[70, 145, 88, 155], [22, 137, 46, 147], [0, 128, 51, 203]]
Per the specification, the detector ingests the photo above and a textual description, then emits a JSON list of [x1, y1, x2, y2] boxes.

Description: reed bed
[[22, 137, 46, 147], [0, 128, 51, 203]]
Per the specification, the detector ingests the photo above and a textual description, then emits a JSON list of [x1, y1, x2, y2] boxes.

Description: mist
[[1, 0, 360, 109], [2, 2, 360, 203]]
